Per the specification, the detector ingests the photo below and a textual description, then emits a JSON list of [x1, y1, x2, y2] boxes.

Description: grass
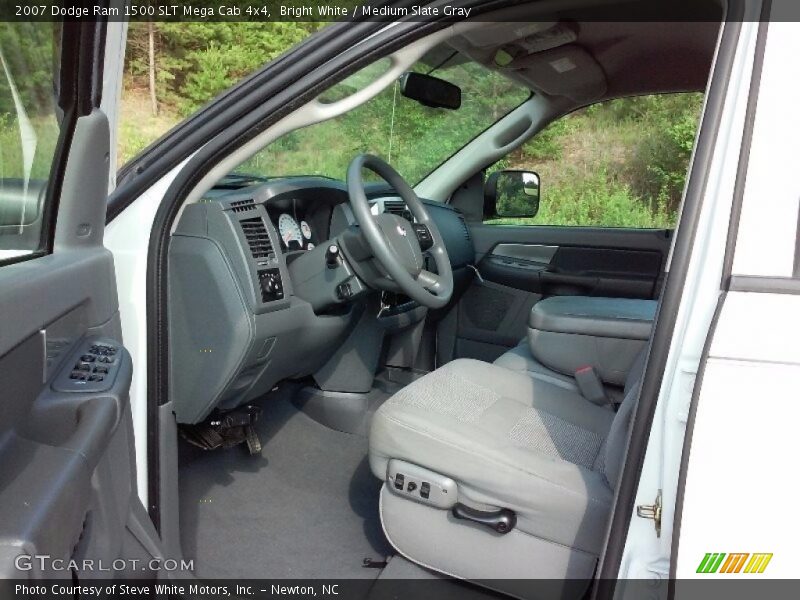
[[0, 112, 60, 181], [491, 107, 686, 229], [117, 86, 181, 168]]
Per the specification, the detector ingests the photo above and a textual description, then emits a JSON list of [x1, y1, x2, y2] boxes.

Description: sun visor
[[459, 22, 558, 48], [514, 44, 607, 103]]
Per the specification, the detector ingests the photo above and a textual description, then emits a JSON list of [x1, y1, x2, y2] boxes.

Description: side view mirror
[[485, 170, 541, 219], [0, 179, 46, 226], [400, 72, 461, 110]]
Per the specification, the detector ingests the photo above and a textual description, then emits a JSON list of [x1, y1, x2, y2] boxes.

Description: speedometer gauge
[[278, 214, 302, 248], [300, 220, 312, 240]]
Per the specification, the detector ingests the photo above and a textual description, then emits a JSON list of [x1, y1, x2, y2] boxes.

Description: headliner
[[442, 14, 722, 106]]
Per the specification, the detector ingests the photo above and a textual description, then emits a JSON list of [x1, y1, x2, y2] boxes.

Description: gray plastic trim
[[492, 243, 559, 264]]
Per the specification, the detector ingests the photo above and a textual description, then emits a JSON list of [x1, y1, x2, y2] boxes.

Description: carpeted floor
[[178, 387, 392, 579]]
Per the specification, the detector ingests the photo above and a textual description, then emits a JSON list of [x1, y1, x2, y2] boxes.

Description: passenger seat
[[493, 296, 657, 404], [494, 340, 582, 393]]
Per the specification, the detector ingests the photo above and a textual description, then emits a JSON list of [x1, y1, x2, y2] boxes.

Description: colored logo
[[696, 552, 773, 574]]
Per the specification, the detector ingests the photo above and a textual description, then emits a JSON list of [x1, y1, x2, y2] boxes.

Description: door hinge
[[636, 489, 662, 537]]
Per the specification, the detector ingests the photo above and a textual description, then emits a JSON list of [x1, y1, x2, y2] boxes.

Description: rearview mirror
[[400, 72, 461, 110], [485, 170, 541, 219]]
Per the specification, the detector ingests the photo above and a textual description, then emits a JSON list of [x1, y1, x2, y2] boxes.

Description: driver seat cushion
[[369, 358, 630, 556]]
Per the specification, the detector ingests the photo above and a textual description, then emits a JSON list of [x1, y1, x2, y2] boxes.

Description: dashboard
[[171, 176, 475, 425]]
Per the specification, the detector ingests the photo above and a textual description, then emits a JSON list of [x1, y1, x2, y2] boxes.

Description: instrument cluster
[[277, 212, 315, 251]]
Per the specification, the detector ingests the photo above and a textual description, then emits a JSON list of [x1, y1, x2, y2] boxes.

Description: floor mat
[[179, 388, 392, 579]]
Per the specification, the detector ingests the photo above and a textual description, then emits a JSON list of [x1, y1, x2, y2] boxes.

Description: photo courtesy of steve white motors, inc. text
[[15, 583, 341, 597]]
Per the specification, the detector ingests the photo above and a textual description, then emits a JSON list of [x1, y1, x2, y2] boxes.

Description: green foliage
[[126, 22, 324, 115], [0, 23, 55, 118], [522, 117, 572, 161], [502, 93, 702, 228], [237, 59, 529, 183], [0, 23, 60, 184], [118, 26, 701, 231], [494, 172, 540, 217], [626, 94, 703, 212], [488, 167, 676, 229]]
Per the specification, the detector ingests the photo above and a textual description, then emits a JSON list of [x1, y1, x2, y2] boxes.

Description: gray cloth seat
[[494, 340, 582, 392], [494, 341, 627, 404], [369, 351, 646, 587], [495, 297, 656, 395]]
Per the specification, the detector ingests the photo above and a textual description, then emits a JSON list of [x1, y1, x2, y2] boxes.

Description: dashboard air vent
[[230, 198, 256, 213], [383, 200, 413, 222], [240, 217, 274, 259]]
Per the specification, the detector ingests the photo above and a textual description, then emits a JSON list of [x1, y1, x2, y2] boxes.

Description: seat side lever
[[452, 503, 516, 534]]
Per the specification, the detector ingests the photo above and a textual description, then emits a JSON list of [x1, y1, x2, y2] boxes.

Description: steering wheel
[[346, 154, 454, 309]]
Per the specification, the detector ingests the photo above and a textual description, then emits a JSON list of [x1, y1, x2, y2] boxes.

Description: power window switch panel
[[386, 459, 457, 509]]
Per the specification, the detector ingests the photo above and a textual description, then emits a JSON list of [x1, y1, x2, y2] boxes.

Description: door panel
[[0, 21, 164, 580], [0, 122, 162, 580], [470, 223, 673, 260], [453, 224, 671, 361]]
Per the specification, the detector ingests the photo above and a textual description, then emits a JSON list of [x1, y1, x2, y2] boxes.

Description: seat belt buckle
[[574, 365, 608, 406]]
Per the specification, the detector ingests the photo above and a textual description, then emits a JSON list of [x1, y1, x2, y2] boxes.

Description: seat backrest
[[601, 349, 647, 489]]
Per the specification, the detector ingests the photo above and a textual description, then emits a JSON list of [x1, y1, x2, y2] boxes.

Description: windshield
[[234, 48, 530, 184]]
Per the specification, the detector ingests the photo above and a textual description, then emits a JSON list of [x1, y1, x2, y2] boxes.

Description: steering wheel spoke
[[411, 223, 435, 251], [417, 269, 444, 294]]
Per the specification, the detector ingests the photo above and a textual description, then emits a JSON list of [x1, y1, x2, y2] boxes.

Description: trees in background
[[125, 22, 323, 115], [119, 23, 702, 228], [0, 23, 54, 117]]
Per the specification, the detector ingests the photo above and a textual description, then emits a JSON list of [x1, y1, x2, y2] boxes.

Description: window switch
[[394, 473, 405, 490]]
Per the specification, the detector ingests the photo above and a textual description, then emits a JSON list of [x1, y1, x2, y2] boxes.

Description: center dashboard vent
[[230, 198, 256, 213], [240, 217, 274, 259], [383, 199, 413, 222]]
